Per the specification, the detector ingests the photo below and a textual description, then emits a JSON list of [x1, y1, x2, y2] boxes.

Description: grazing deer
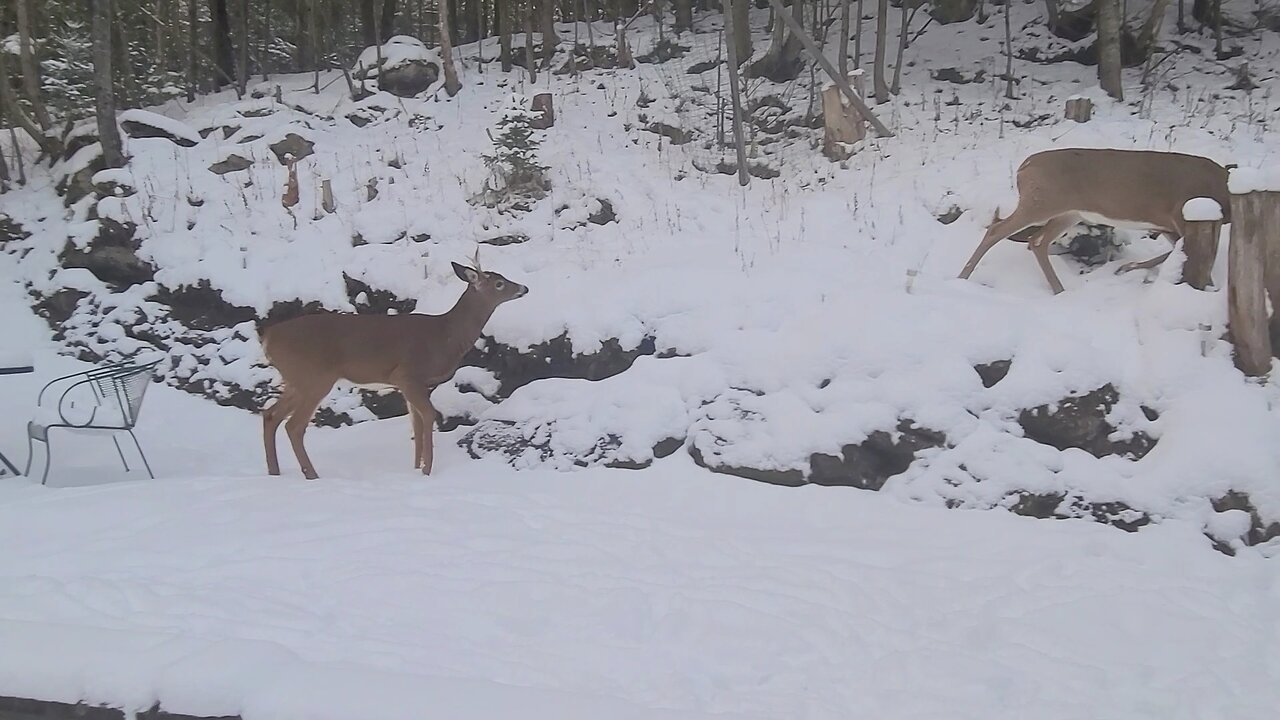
[[958, 148, 1231, 294], [259, 262, 528, 479]]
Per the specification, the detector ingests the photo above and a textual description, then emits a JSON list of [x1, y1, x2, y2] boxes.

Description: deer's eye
[[495, 281, 506, 290]]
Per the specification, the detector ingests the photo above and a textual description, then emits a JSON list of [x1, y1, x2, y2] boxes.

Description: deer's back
[[1016, 148, 1231, 225]]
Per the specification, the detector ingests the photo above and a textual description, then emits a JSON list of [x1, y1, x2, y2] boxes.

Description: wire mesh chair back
[[79, 359, 162, 429]]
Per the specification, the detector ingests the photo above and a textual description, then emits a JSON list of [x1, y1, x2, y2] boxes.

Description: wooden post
[[722, 0, 749, 186], [822, 71, 866, 161], [764, 0, 893, 137], [1181, 197, 1222, 291], [1265, 193, 1280, 356], [1065, 97, 1092, 123], [1227, 187, 1273, 376], [530, 93, 554, 129], [321, 179, 336, 214]]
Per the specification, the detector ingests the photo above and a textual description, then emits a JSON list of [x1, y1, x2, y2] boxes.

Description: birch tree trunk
[[439, 0, 464, 95]]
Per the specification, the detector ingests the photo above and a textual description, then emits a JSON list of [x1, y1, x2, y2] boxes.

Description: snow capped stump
[[1226, 167, 1280, 375], [119, 109, 202, 147], [1064, 96, 1092, 123], [1181, 197, 1224, 291]]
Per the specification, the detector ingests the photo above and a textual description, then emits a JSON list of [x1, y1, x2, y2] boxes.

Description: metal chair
[[25, 358, 163, 485]]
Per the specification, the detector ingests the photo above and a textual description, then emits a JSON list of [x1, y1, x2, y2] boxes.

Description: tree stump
[[1181, 197, 1223, 290], [1226, 182, 1277, 376], [530, 93, 554, 129], [1065, 97, 1093, 123], [822, 72, 867, 161], [321, 179, 336, 214]]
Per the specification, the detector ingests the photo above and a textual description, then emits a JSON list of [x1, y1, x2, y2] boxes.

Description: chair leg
[[23, 433, 34, 476], [40, 437, 52, 486], [112, 434, 131, 472], [128, 430, 154, 479]]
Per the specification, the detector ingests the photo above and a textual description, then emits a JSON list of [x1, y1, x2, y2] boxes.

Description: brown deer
[[958, 148, 1231, 294], [259, 262, 528, 479]]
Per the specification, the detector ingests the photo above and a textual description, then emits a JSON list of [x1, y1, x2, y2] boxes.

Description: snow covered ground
[[3, 5, 1280, 716], [1, 267, 1279, 718]]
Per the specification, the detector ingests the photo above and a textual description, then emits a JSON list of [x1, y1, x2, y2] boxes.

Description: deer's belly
[[1076, 211, 1167, 232]]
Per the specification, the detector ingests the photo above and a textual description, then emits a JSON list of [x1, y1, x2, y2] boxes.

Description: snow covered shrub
[[477, 93, 550, 210]]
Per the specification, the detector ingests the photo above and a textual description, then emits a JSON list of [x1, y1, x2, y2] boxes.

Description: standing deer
[[958, 148, 1231, 294], [259, 262, 528, 479]]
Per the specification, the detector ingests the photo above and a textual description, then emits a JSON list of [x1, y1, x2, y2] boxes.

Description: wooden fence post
[[1226, 173, 1277, 376], [1181, 197, 1222, 291]]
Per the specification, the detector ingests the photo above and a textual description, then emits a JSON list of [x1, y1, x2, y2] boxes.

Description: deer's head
[[452, 262, 528, 304]]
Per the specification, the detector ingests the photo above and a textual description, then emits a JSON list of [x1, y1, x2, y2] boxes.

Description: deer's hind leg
[[959, 206, 1051, 281], [411, 404, 425, 469], [1026, 213, 1083, 295], [262, 390, 297, 476], [1116, 228, 1181, 275]]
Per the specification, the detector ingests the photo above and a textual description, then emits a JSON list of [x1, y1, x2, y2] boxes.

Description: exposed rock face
[[463, 334, 659, 398], [460, 419, 683, 470], [378, 61, 440, 97], [1018, 384, 1157, 460], [268, 133, 315, 164], [209, 155, 252, 174], [121, 118, 199, 147], [808, 422, 949, 490], [60, 220, 154, 289]]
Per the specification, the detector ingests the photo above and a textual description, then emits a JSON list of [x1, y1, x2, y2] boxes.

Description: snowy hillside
[[2, 2, 1280, 717]]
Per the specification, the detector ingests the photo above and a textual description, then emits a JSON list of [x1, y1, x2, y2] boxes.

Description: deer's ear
[[452, 262, 480, 284]]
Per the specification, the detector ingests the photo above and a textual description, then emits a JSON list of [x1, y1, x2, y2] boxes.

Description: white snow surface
[[2, 8, 1280, 715], [1182, 197, 1223, 222], [1228, 166, 1280, 194], [118, 109, 205, 145]]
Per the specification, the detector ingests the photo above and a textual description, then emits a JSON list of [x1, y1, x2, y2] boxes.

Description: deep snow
[[2, 4, 1280, 716]]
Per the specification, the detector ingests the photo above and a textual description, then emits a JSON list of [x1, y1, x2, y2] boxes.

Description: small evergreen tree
[[481, 93, 549, 204]]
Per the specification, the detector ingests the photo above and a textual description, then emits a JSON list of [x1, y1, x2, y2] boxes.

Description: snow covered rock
[[352, 36, 441, 98], [268, 133, 315, 164], [459, 374, 690, 471], [808, 421, 949, 490], [119, 109, 202, 147], [1017, 384, 1157, 460], [208, 154, 252, 174], [60, 220, 153, 289]]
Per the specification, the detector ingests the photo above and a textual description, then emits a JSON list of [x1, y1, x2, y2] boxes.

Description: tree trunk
[[92, 0, 125, 168], [439, 0, 463, 94], [854, 0, 864, 68], [1096, 0, 1123, 100], [891, 1, 909, 94], [873, 0, 889, 102], [1136, 0, 1170, 56], [500, 0, 513, 71], [541, 0, 558, 67], [238, 0, 250, 95], [1003, 0, 1015, 98], [14, 0, 52, 131], [296, 0, 314, 70], [113, 17, 140, 107], [733, 0, 752, 64], [361, 0, 378, 47], [188, 0, 198, 99], [838, 0, 850, 78], [0, 46, 59, 158], [382, 0, 399, 40], [262, 0, 273, 79], [212, 0, 236, 88], [674, 0, 693, 30]]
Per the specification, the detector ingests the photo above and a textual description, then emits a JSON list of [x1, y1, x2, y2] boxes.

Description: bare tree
[[188, 0, 199, 100], [674, 0, 693, 31], [733, 0, 752, 63], [855, 0, 864, 69], [838, 0, 851, 78], [238, 0, 251, 95], [382, 0, 399, 40], [500, 0, 513, 71], [873, 0, 889, 101], [212, 0, 236, 88], [438, 0, 463, 94], [92, 0, 125, 168], [541, 0, 558, 68], [891, 0, 914, 94], [1137, 0, 1170, 57], [1097, 0, 1123, 99], [14, 0, 52, 132]]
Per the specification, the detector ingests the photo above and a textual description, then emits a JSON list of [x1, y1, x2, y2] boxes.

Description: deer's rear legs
[[262, 393, 295, 476]]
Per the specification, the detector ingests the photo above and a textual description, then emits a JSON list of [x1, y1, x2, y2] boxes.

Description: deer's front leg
[[400, 384, 438, 475]]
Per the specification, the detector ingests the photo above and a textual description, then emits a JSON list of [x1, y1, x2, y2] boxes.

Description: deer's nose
[[517, 285, 529, 297]]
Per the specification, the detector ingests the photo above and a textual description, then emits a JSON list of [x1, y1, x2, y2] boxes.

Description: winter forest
[[1, 0, 1280, 717]]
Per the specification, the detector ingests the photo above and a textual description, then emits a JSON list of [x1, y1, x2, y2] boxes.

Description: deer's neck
[[437, 288, 498, 362]]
